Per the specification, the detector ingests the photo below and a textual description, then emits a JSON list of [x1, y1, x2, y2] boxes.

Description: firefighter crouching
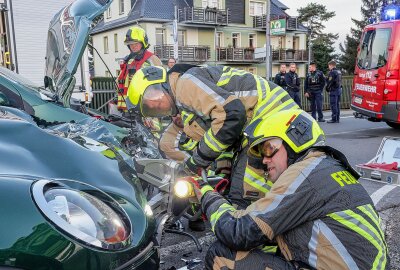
[[126, 65, 300, 209], [186, 109, 389, 270]]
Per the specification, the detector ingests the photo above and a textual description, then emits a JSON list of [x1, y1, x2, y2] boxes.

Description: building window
[[248, 67, 257, 74], [106, 7, 111, 18], [202, 0, 222, 9], [156, 28, 165, 45], [249, 34, 256, 48], [178, 30, 186, 46], [103, 36, 109, 54], [232, 33, 240, 48], [114, 34, 118, 52], [119, 0, 124, 14], [249, 1, 265, 16], [216, 32, 223, 47]]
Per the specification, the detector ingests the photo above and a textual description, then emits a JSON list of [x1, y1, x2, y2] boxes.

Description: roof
[[270, 1, 288, 19], [271, 0, 289, 10]]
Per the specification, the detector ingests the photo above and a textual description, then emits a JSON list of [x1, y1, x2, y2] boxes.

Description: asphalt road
[[160, 110, 400, 270]]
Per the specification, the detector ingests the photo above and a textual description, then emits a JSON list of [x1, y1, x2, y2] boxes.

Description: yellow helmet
[[127, 66, 177, 117], [246, 109, 325, 158], [124, 26, 149, 49]]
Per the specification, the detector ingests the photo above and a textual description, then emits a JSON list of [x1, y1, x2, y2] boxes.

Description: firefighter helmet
[[127, 66, 176, 117], [246, 109, 325, 158], [124, 26, 149, 49]]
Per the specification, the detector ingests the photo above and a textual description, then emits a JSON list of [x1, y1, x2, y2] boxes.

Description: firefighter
[[304, 62, 326, 122], [186, 109, 389, 270], [273, 64, 287, 88], [284, 63, 301, 107], [326, 60, 342, 123], [126, 65, 300, 209], [116, 26, 162, 133]]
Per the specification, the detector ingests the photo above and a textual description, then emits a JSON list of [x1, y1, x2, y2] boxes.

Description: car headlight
[[32, 180, 132, 250]]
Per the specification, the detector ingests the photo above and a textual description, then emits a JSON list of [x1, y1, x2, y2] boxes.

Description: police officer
[[326, 60, 342, 123], [305, 62, 325, 122], [273, 64, 287, 88], [284, 63, 301, 107]]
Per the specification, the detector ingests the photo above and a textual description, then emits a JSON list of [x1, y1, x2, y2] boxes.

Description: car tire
[[386, 121, 400, 129]]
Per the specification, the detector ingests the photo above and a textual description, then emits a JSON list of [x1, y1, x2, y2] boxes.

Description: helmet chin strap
[[282, 141, 302, 167]]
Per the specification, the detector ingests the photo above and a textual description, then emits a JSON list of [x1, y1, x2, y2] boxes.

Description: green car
[[0, 0, 160, 269]]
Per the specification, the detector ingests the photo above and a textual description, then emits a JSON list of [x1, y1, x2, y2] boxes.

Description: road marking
[[370, 185, 397, 205], [326, 126, 387, 136], [340, 115, 354, 119]]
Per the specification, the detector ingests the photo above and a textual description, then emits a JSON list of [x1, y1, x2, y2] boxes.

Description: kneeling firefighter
[[126, 65, 300, 209], [185, 109, 389, 270]]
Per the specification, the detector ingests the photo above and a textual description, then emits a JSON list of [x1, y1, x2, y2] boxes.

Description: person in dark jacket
[[326, 60, 342, 123], [304, 62, 326, 122], [284, 63, 301, 107], [186, 109, 389, 270], [273, 64, 287, 88]]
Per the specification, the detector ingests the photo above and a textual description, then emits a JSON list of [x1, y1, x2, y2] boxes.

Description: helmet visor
[[140, 84, 175, 117], [259, 138, 283, 158]]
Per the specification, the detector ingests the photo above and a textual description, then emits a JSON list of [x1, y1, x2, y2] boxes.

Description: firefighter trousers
[[205, 241, 300, 270]]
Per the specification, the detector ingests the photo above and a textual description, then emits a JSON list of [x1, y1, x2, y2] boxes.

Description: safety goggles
[[259, 138, 283, 159], [140, 84, 176, 117]]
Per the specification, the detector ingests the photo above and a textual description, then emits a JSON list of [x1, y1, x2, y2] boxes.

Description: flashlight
[[174, 180, 194, 198]]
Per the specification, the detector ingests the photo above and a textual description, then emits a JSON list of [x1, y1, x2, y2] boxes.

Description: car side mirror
[[0, 92, 10, 106]]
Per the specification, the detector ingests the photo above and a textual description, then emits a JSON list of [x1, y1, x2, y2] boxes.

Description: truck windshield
[[357, 28, 391, 70]]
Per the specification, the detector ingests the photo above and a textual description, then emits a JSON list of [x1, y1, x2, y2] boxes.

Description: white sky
[[279, 0, 363, 52]]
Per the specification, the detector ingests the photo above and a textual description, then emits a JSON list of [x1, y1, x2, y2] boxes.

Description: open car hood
[[44, 0, 111, 106]]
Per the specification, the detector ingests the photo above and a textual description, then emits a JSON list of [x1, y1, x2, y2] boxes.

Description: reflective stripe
[[261, 245, 278, 253], [204, 129, 229, 153], [308, 220, 359, 269], [210, 203, 235, 232], [181, 110, 195, 126], [180, 138, 198, 151], [358, 205, 387, 248], [182, 73, 226, 104], [328, 209, 387, 270], [234, 89, 258, 98], [217, 68, 247, 87], [244, 167, 270, 194], [175, 131, 190, 159], [255, 156, 325, 215], [254, 86, 287, 118], [255, 76, 268, 100], [201, 185, 213, 195]]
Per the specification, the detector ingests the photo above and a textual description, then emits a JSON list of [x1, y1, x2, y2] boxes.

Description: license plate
[[354, 97, 362, 104]]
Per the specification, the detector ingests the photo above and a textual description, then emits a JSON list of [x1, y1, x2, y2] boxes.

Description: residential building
[[91, 0, 310, 78]]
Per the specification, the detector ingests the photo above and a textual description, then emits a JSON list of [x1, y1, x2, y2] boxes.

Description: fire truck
[[352, 4, 400, 129]]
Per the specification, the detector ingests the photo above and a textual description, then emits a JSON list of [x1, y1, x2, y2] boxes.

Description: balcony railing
[[154, 45, 210, 62], [272, 49, 310, 62], [178, 7, 230, 25], [216, 47, 262, 63], [253, 15, 305, 31]]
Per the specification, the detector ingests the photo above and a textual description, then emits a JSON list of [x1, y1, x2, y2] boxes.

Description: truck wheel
[[386, 121, 400, 129]]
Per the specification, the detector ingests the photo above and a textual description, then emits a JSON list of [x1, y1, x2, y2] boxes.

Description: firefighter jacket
[[169, 66, 299, 200], [159, 122, 191, 162], [117, 50, 162, 111], [273, 72, 287, 88], [326, 68, 342, 93], [284, 71, 301, 92], [200, 148, 389, 270], [305, 70, 325, 94]]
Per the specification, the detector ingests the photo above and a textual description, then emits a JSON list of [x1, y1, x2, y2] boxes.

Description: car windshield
[[357, 28, 391, 70]]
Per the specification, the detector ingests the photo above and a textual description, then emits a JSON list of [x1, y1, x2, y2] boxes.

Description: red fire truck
[[352, 5, 400, 129]]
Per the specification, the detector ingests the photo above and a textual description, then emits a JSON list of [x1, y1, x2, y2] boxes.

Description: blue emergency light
[[382, 4, 400, 21]]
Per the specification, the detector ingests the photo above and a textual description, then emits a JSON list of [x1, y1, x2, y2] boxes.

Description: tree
[[339, 0, 382, 74], [297, 3, 338, 74]]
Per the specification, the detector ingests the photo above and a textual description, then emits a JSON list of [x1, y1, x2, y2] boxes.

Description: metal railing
[[272, 49, 310, 62], [178, 7, 230, 25], [253, 15, 303, 30], [154, 45, 210, 62], [216, 47, 262, 62], [89, 76, 355, 114]]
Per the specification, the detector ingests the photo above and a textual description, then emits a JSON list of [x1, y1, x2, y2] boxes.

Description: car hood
[[44, 0, 111, 106]]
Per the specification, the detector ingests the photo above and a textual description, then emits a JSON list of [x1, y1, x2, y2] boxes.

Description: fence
[[89, 76, 354, 114]]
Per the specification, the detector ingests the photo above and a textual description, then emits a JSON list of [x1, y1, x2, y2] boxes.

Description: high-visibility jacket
[[201, 148, 389, 270], [116, 50, 162, 111], [169, 66, 299, 199]]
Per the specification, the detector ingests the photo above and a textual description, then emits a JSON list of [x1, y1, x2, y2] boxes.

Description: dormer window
[[119, 0, 124, 14], [106, 7, 111, 18], [202, 0, 222, 9], [249, 1, 265, 16]]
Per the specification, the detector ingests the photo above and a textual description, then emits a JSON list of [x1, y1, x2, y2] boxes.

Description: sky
[[280, 0, 363, 53]]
